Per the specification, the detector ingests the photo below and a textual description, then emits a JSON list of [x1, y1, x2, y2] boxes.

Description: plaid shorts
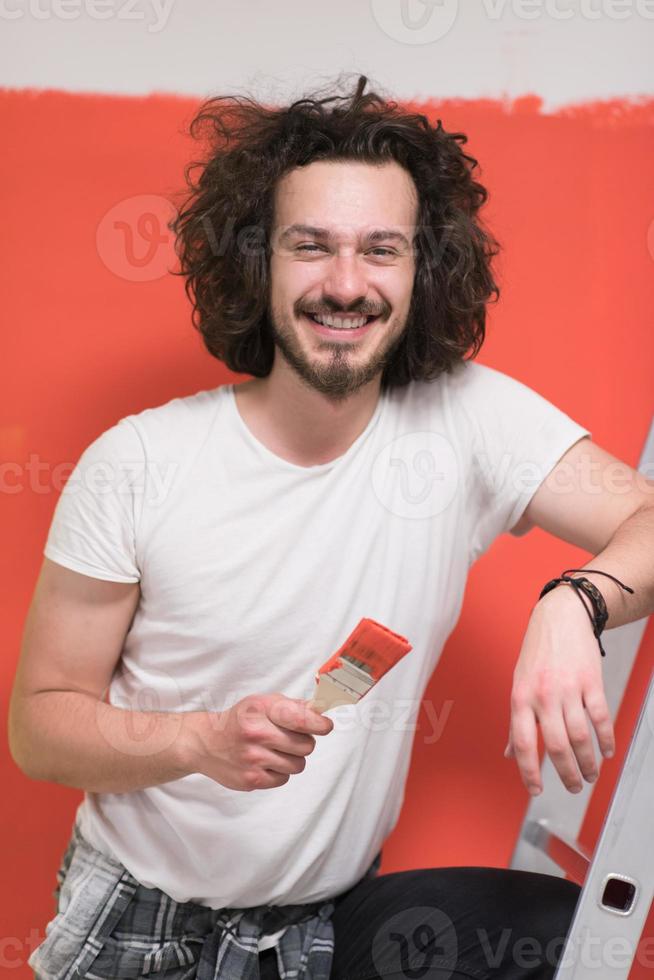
[[28, 818, 363, 979]]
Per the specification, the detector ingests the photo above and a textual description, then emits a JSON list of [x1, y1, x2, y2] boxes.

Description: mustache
[[299, 304, 388, 318]]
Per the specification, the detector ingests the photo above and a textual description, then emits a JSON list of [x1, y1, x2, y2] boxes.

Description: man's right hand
[[185, 693, 334, 791]]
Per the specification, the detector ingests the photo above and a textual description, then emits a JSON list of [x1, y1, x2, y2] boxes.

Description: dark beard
[[268, 309, 406, 403]]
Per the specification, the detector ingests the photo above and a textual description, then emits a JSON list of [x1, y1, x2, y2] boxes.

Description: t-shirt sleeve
[[452, 362, 592, 566], [44, 418, 145, 583]]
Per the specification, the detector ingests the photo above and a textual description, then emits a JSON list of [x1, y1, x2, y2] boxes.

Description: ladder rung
[[524, 819, 593, 886]]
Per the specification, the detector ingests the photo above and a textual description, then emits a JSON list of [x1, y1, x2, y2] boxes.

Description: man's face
[[268, 159, 418, 400]]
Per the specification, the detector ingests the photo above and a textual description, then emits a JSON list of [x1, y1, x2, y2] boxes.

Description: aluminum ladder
[[509, 417, 654, 979]]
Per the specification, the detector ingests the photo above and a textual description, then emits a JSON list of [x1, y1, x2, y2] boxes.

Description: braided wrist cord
[[538, 568, 635, 657]]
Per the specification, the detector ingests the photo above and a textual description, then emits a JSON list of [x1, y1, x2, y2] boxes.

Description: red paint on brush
[[318, 618, 412, 681]]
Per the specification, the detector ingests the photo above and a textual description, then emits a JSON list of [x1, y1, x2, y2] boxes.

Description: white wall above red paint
[[0, 0, 652, 109]]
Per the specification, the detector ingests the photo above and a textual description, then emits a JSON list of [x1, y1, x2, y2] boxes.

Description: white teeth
[[312, 313, 368, 330]]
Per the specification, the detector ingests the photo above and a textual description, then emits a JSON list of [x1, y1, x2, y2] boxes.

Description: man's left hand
[[504, 586, 616, 796]]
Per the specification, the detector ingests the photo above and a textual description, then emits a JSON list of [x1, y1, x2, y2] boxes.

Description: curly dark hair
[[170, 73, 500, 389]]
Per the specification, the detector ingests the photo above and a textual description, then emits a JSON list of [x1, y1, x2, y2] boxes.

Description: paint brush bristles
[[309, 618, 412, 714]]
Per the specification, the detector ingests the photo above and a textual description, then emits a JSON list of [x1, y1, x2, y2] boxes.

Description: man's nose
[[321, 253, 369, 309]]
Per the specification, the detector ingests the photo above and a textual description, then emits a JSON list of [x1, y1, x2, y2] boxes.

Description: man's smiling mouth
[[303, 312, 380, 331]]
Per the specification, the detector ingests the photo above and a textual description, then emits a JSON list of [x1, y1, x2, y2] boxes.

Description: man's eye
[[295, 245, 396, 256]]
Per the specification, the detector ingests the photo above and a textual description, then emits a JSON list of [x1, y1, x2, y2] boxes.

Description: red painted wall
[[2, 89, 653, 977]]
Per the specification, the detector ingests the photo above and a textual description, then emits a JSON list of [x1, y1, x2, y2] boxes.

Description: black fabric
[[260, 865, 581, 980]]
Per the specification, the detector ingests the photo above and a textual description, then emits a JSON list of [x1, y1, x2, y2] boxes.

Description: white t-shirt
[[44, 360, 590, 911]]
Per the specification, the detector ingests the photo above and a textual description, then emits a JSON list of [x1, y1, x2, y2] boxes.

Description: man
[[10, 74, 654, 980]]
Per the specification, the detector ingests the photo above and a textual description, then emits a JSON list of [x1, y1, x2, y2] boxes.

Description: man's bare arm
[[7, 558, 195, 793]]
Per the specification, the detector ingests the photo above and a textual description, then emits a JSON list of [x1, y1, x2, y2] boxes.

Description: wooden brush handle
[[308, 675, 361, 714]]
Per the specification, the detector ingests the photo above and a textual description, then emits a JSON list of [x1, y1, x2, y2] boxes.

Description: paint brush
[[308, 618, 412, 714]]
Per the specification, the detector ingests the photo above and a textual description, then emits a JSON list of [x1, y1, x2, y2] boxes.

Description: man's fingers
[[260, 749, 308, 776], [562, 697, 598, 783], [266, 695, 333, 736], [299, 700, 334, 735], [510, 708, 541, 795], [276, 712, 323, 757], [583, 686, 615, 759], [539, 708, 584, 793]]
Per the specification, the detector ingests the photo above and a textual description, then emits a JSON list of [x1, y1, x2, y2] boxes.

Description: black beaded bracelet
[[538, 568, 635, 657]]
